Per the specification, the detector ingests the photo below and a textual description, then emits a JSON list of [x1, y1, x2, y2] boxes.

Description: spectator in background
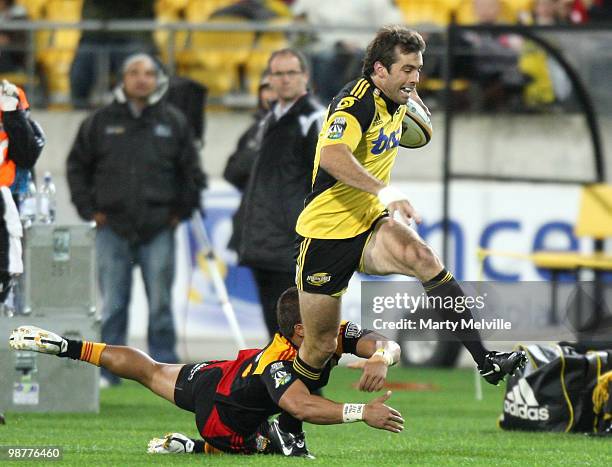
[[0, 0, 28, 73], [460, 0, 526, 111], [223, 70, 277, 255], [518, 0, 572, 109], [292, 0, 402, 103], [67, 54, 206, 386], [70, 0, 156, 108], [232, 49, 323, 337], [0, 79, 44, 304]]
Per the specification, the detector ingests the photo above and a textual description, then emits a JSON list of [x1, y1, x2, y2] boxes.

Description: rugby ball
[[399, 98, 432, 149]]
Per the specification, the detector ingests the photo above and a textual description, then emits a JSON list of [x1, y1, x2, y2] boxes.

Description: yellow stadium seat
[[245, 20, 289, 95], [154, 0, 190, 64], [451, 0, 527, 24], [17, 0, 47, 19], [395, 0, 454, 26], [176, 16, 255, 96], [33, 0, 83, 107]]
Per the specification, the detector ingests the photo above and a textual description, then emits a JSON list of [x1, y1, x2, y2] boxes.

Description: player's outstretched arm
[[278, 379, 404, 433], [350, 332, 401, 392], [320, 144, 421, 225]]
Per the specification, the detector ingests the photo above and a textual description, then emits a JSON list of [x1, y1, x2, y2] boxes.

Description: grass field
[[2, 367, 610, 466]]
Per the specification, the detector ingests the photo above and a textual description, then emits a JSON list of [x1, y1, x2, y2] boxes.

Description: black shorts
[[174, 362, 264, 454], [295, 214, 387, 296]]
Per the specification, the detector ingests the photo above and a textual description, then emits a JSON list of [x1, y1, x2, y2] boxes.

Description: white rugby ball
[[399, 98, 432, 149]]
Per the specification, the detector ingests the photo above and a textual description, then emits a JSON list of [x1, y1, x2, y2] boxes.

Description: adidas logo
[[503, 379, 550, 421], [372, 112, 382, 126]]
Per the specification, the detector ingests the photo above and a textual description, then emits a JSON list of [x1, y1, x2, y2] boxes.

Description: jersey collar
[[365, 76, 401, 116]]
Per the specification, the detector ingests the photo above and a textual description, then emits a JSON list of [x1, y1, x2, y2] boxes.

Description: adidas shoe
[[479, 350, 527, 386], [8, 326, 66, 355], [147, 433, 194, 454]]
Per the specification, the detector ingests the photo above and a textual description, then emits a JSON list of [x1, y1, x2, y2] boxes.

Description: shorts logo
[[188, 362, 209, 381], [306, 272, 332, 286], [335, 96, 356, 110], [326, 117, 347, 140]]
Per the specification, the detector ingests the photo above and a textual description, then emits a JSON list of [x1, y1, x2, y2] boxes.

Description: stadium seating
[[245, 20, 289, 95], [396, 0, 533, 25], [20, 0, 84, 108], [156, 0, 289, 98]]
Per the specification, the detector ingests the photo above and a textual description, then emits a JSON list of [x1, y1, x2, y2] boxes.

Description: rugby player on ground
[[9, 287, 401, 457], [292, 25, 526, 393]]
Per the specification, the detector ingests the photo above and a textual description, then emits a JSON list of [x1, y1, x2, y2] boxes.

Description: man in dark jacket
[[223, 70, 276, 253], [67, 53, 206, 385], [232, 48, 324, 337]]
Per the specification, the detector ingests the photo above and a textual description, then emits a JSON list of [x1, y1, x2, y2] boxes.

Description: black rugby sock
[[278, 412, 303, 435], [292, 354, 322, 391], [422, 269, 488, 367]]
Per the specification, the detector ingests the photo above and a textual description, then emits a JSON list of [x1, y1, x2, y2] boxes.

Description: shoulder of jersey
[[333, 78, 374, 112]]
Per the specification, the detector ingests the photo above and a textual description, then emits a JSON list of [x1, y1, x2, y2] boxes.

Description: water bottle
[[19, 171, 37, 227], [38, 171, 56, 224]]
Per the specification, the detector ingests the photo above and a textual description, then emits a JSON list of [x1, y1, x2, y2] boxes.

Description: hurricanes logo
[[503, 379, 550, 421], [306, 272, 332, 286]]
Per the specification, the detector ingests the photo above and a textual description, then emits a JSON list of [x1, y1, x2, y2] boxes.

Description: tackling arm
[[278, 379, 403, 433], [349, 331, 401, 393]]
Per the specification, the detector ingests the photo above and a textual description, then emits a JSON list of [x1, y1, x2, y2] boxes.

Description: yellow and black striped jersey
[[296, 76, 406, 239]]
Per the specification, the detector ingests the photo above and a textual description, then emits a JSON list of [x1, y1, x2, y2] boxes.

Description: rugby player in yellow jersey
[[293, 25, 526, 390]]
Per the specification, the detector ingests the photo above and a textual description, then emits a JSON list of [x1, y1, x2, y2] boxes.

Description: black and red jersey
[[192, 320, 369, 440]]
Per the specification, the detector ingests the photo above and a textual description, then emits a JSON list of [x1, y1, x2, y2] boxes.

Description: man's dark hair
[[276, 287, 301, 337], [362, 26, 426, 76], [267, 48, 310, 74]]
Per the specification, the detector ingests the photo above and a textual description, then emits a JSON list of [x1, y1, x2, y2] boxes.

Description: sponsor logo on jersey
[[372, 112, 383, 127], [307, 272, 332, 286], [327, 117, 347, 140], [371, 127, 400, 155], [503, 379, 550, 421]]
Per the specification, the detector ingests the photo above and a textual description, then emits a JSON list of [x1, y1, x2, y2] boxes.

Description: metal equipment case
[[0, 224, 100, 413]]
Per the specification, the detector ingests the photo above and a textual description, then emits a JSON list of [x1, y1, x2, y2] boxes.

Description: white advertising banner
[[129, 180, 584, 343]]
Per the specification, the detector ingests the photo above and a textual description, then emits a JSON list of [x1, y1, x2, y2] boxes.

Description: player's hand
[[409, 89, 430, 116], [147, 432, 194, 454], [363, 391, 404, 433], [356, 355, 388, 392], [0, 79, 20, 111], [377, 186, 421, 226], [388, 200, 421, 226]]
